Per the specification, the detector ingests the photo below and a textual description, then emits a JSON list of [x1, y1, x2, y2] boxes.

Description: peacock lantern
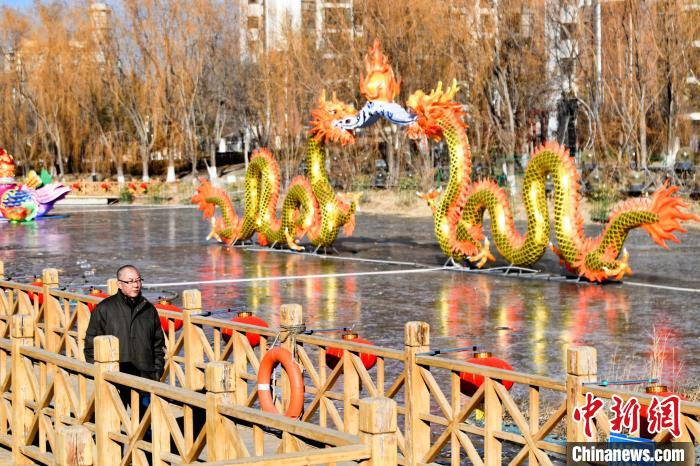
[[0, 148, 71, 222]]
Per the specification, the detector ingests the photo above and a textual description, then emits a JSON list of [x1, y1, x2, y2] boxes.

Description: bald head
[[116, 265, 142, 298]]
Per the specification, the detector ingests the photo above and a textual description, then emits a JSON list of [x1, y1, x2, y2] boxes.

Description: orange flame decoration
[[359, 39, 400, 102]]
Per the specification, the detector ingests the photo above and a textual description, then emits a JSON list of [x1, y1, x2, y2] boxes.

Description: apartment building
[[238, 0, 356, 60]]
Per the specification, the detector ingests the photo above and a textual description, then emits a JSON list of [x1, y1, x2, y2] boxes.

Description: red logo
[[647, 395, 681, 438], [573, 392, 604, 438], [610, 395, 640, 434]]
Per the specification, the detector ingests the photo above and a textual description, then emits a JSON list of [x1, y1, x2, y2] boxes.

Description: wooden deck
[[0, 449, 16, 465]]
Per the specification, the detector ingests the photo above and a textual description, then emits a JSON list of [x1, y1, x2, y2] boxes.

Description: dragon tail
[[641, 182, 700, 248], [191, 178, 240, 244], [575, 182, 698, 282]]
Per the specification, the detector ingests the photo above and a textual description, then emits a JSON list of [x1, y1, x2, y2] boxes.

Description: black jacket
[[84, 291, 165, 379]]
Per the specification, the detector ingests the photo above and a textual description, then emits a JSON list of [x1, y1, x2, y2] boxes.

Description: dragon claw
[[206, 218, 222, 242], [469, 238, 495, 268], [602, 249, 632, 281], [285, 229, 304, 252]]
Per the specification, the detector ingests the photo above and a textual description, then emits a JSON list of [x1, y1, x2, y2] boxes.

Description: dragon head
[[406, 80, 465, 141], [309, 90, 357, 146]]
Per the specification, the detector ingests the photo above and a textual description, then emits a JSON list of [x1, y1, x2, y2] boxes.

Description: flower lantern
[[27, 277, 44, 305]]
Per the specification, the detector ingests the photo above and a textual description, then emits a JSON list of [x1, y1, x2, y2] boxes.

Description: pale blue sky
[[0, 0, 33, 9]]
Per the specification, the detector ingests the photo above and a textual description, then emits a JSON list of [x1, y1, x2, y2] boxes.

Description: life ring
[[257, 347, 304, 418]]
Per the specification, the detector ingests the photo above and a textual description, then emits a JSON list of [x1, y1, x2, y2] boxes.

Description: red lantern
[[222, 311, 269, 347], [155, 298, 183, 333], [459, 351, 514, 396], [326, 332, 378, 370], [27, 278, 44, 305], [86, 288, 110, 312], [639, 385, 686, 439]]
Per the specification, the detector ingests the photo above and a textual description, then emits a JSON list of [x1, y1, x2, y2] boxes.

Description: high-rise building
[[239, 0, 357, 60], [683, 0, 700, 152], [239, 0, 301, 60]]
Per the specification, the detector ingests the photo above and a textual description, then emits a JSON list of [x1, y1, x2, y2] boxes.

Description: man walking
[[84, 265, 165, 382]]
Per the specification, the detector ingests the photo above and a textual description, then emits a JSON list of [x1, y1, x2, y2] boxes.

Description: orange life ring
[[257, 347, 304, 418]]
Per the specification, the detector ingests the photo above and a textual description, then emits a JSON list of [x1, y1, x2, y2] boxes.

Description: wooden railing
[[1, 264, 698, 465], [1, 314, 395, 465]]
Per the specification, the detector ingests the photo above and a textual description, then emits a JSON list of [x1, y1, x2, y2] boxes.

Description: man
[[84, 265, 165, 382]]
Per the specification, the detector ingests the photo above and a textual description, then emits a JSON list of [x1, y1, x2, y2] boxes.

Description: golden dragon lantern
[[405, 79, 698, 281], [192, 39, 417, 252]]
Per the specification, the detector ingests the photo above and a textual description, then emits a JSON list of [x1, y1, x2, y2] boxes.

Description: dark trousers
[[118, 362, 153, 458], [118, 362, 155, 413]]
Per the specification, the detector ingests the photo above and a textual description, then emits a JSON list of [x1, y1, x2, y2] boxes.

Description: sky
[[0, 0, 34, 9]]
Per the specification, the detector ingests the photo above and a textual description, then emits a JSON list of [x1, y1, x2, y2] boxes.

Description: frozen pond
[[2, 204, 699, 390]]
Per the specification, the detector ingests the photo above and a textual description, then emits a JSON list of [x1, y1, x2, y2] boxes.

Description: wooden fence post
[[106, 279, 118, 296], [183, 289, 205, 391], [42, 268, 60, 353], [94, 335, 121, 466], [566, 346, 597, 442], [404, 321, 430, 466], [484, 378, 503, 466], [0, 260, 4, 280], [205, 362, 237, 461], [343, 337, 360, 435], [11, 315, 34, 465], [359, 397, 398, 466], [231, 322, 249, 407], [280, 304, 303, 416], [56, 425, 93, 466]]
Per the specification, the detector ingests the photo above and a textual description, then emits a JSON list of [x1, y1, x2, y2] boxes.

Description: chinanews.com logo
[[567, 393, 695, 465], [567, 442, 691, 465]]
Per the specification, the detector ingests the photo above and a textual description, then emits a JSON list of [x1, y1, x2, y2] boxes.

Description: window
[[560, 57, 575, 76], [560, 22, 576, 40], [247, 16, 260, 29]]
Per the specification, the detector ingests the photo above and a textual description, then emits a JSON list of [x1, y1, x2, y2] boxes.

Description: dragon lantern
[[0, 148, 70, 223], [193, 40, 416, 252], [406, 80, 698, 282], [329, 42, 698, 281], [194, 40, 697, 280]]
